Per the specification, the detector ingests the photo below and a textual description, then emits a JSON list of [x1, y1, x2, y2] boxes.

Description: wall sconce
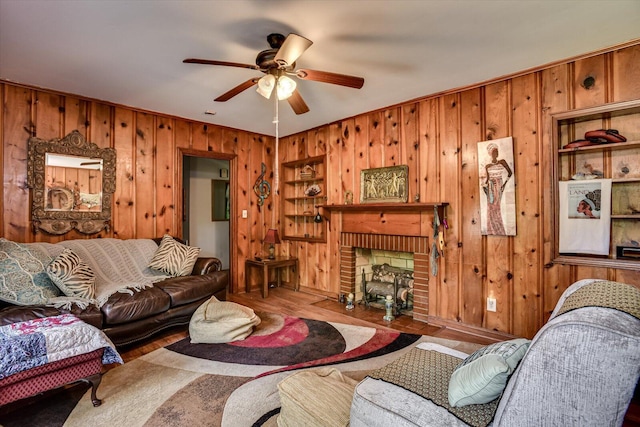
[[263, 228, 281, 259]]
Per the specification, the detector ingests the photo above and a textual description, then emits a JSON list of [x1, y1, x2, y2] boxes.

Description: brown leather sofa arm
[[192, 257, 223, 275]]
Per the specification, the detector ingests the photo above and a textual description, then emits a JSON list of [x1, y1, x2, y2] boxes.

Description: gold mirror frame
[[27, 130, 116, 234]]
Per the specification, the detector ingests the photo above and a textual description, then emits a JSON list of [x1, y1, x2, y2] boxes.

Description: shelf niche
[[552, 99, 640, 271]]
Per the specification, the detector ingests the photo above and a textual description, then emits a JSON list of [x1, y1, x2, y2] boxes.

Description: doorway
[[181, 151, 235, 276]]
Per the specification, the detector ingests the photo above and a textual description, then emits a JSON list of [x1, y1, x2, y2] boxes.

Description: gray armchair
[[351, 279, 640, 426]]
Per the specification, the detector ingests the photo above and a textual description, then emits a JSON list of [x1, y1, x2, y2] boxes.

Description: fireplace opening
[[339, 232, 430, 322], [357, 249, 414, 315]]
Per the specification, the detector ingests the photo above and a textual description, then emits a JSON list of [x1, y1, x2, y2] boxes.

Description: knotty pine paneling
[[1, 82, 269, 297], [113, 108, 136, 240], [2, 41, 640, 339], [134, 112, 156, 239], [439, 94, 462, 322], [155, 117, 175, 236], [459, 88, 484, 327], [510, 73, 542, 338], [3, 85, 33, 243], [278, 42, 639, 338]]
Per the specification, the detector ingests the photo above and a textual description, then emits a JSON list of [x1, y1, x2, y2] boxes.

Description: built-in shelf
[[557, 139, 640, 154], [552, 99, 640, 271], [281, 155, 327, 242]]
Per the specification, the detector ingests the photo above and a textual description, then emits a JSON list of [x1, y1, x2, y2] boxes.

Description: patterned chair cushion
[[0, 238, 60, 305], [46, 248, 96, 300], [148, 235, 200, 277]]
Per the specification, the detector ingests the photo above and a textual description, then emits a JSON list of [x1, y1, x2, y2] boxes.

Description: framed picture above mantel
[[360, 165, 408, 204]]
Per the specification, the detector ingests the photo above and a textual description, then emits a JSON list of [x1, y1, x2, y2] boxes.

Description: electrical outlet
[[242, 209, 248, 218], [487, 297, 497, 312]]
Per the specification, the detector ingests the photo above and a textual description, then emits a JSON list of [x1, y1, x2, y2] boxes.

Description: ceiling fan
[[183, 33, 365, 115]]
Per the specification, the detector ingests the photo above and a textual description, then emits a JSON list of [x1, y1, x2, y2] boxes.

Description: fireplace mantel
[[318, 202, 448, 216]]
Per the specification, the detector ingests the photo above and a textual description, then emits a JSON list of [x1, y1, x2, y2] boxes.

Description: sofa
[[350, 279, 640, 426], [0, 236, 228, 346]]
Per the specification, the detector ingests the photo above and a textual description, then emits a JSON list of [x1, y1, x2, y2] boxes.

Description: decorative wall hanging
[[477, 137, 516, 236], [558, 179, 611, 255], [300, 164, 315, 179], [344, 190, 353, 205], [360, 165, 408, 203], [304, 184, 321, 197], [253, 162, 271, 208]]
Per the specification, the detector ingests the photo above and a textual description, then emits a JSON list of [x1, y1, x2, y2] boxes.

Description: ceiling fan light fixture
[[276, 75, 296, 100], [256, 74, 275, 99]]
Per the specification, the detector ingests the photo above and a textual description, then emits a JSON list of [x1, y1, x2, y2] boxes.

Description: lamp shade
[[256, 74, 275, 99], [264, 228, 281, 244], [276, 75, 297, 100]]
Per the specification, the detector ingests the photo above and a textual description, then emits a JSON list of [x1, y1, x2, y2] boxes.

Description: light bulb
[[276, 75, 297, 100], [256, 74, 275, 99]]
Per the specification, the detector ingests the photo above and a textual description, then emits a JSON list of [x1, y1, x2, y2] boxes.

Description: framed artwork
[[211, 180, 230, 221], [360, 165, 408, 203], [558, 179, 611, 255], [220, 168, 229, 178], [478, 137, 516, 236]]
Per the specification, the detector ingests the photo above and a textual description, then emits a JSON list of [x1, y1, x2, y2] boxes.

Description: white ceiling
[[1, 0, 639, 137]]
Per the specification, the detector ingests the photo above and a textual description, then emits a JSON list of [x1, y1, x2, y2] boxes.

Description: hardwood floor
[[119, 287, 506, 363]]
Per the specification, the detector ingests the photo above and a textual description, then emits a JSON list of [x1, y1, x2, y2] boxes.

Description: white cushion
[[189, 296, 261, 344]]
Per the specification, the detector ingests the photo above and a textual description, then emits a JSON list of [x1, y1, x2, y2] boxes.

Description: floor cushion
[[189, 296, 260, 343], [278, 367, 358, 427]]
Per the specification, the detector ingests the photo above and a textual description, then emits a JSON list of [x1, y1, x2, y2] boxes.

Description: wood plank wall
[[1, 41, 639, 338], [0, 84, 274, 295], [277, 42, 640, 338]]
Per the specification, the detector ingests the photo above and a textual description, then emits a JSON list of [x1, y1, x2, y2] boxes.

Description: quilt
[[0, 314, 122, 380]]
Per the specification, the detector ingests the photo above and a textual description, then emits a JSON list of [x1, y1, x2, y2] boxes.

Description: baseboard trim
[[427, 315, 516, 342]]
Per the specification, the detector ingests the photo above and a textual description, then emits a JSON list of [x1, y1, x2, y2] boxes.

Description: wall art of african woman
[[478, 137, 516, 236]]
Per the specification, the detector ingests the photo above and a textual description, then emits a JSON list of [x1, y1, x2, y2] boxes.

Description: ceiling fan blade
[[183, 58, 259, 71], [296, 69, 364, 89], [274, 33, 313, 67], [214, 78, 259, 102], [287, 89, 310, 115]]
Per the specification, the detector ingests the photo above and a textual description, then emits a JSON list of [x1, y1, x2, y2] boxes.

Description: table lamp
[[264, 228, 281, 259]]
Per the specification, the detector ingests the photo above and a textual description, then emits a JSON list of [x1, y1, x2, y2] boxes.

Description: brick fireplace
[[339, 232, 430, 322]]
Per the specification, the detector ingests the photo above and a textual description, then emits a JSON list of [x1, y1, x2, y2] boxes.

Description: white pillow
[[148, 234, 200, 276], [448, 338, 530, 407], [189, 296, 261, 343]]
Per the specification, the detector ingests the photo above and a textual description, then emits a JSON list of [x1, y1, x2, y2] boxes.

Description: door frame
[[178, 148, 238, 294]]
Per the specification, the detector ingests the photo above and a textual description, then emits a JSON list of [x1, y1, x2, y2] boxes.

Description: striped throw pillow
[[46, 248, 96, 300], [148, 235, 200, 276]]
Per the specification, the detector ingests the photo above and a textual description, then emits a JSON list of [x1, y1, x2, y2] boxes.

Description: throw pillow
[[0, 238, 61, 305], [46, 248, 96, 300], [448, 338, 530, 407], [148, 235, 200, 276], [189, 296, 261, 344]]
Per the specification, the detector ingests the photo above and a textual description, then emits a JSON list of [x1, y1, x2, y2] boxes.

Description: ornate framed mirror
[[27, 130, 116, 234]]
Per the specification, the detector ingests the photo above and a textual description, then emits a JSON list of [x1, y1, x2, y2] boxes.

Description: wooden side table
[[245, 256, 299, 298]]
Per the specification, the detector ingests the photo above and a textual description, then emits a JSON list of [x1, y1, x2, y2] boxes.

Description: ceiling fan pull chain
[[274, 82, 279, 193]]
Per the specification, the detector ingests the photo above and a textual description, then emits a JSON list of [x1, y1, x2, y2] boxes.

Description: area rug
[[0, 312, 480, 427]]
